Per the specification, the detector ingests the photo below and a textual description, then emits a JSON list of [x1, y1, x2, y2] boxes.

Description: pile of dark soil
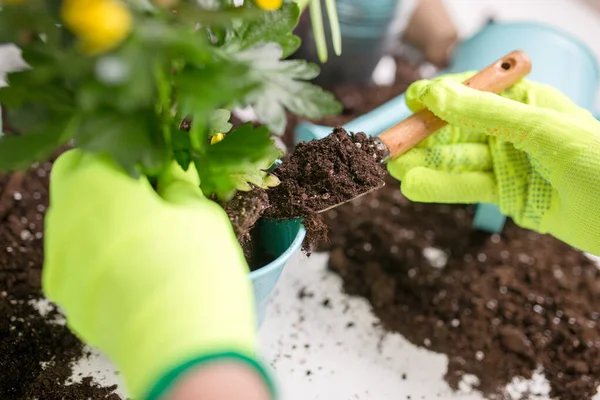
[[266, 127, 387, 251], [322, 176, 600, 400], [0, 164, 121, 399]]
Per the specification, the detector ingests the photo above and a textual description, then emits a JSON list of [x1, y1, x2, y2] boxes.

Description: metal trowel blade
[[315, 180, 386, 214]]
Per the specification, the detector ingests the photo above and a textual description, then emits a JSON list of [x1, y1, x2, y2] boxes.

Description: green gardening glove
[[43, 149, 273, 399], [388, 72, 600, 255]]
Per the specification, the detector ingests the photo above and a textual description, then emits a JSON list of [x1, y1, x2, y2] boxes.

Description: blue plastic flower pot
[[295, 21, 599, 233], [249, 219, 305, 327]]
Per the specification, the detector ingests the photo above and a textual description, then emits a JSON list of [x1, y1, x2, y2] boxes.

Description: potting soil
[[0, 163, 121, 399], [267, 127, 387, 251], [299, 58, 600, 400], [220, 187, 275, 271]]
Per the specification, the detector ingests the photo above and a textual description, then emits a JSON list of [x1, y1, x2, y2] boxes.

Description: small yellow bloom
[[255, 0, 282, 11], [62, 0, 132, 55], [210, 132, 225, 145]]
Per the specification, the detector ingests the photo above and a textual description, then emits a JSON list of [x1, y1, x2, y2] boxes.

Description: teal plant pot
[[249, 157, 306, 327], [249, 218, 305, 327]]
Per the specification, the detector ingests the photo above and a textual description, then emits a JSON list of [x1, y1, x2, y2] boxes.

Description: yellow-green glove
[[388, 72, 600, 255], [43, 149, 273, 399]]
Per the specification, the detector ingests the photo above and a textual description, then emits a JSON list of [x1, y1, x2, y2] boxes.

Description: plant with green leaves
[[0, 0, 342, 201]]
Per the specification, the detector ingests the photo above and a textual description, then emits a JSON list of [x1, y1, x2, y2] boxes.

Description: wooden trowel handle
[[378, 50, 532, 159]]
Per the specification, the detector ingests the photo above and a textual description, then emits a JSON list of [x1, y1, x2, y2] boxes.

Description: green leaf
[[231, 43, 342, 135], [227, 2, 301, 57], [172, 4, 262, 26], [0, 116, 75, 171], [172, 128, 192, 171], [174, 62, 256, 147], [194, 123, 282, 200], [208, 109, 233, 135], [75, 110, 169, 177]]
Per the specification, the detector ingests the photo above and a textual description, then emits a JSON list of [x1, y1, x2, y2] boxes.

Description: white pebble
[[475, 351, 485, 361], [363, 243, 372, 252], [451, 319, 460, 327], [423, 247, 447, 269], [533, 304, 544, 314], [424, 338, 431, 347], [12, 192, 22, 201], [490, 234, 501, 244], [477, 253, 487, 262], [500, 286, 508, 294], [408, 269, 417, 278], [20, 230, 32, 241], [6, 246, 13, 253]]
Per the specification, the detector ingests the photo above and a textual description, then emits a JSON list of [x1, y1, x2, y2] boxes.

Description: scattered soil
[[297, 59, 600, 400], [323, 177, 600, 400], [0, 161, 121, 399], [266, 127, 387, 251]]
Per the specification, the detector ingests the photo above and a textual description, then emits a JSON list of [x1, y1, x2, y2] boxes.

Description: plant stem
[[324, 0, 341, 56], [309, 0, 327, 63]]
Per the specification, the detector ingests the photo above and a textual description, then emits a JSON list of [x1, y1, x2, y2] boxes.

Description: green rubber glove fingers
[[43, 149, 267, 399], [388, 74, 600, 255]]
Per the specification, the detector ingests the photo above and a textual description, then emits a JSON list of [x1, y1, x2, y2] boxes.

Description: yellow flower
[[61, 0, 132, 55], [255, 0, 282, 11], [210, 133, 225, 145]]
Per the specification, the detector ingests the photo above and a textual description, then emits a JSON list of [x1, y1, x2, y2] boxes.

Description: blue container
[[249, 219, 306, 327], [295, 21, 599, 232]]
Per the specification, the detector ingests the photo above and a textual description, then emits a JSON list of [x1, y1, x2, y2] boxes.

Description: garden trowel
[[314, 50, 533, 214]]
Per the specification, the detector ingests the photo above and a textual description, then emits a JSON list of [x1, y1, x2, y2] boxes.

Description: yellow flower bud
[[210, 132, 225, 145], [255, 0, 282, 11], [62, 0, 132, 55]]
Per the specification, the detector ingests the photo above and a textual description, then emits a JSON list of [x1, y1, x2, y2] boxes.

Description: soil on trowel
[[266, 127, 387, 251], [0, 161, 121, 399]]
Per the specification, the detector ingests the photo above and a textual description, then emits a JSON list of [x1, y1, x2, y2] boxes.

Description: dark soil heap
[[321, 176, 600, 400], [0, 165, 121, 399], [266, 127, 387, 250]]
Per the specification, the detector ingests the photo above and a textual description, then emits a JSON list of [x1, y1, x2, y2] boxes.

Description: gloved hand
[[388, 72, 600, 255], [43, 149, 273, 399]]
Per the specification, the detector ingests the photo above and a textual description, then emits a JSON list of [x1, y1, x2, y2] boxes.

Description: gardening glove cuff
[[43, 149, 273, 399]]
